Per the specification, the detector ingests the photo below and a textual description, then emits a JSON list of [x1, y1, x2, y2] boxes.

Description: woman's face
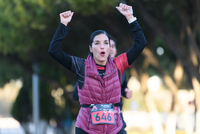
[[89, 34, 110, 65], [109, 40, 117, 59]]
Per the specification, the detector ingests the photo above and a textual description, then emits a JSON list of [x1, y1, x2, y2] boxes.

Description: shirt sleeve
[[48, 23, 72, 70], [126, 21, 147, 65], [114, 53, 130, 82], [48, 23, 86, 76]]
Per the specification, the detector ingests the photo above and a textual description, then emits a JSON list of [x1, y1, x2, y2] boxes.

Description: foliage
[[67, 0, 119, 16]]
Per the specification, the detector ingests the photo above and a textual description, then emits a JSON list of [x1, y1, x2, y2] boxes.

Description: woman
[[48, 3, 147, 134], [73, 34, 132, 134]]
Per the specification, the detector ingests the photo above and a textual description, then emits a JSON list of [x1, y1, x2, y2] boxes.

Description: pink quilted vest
[[76, 55, 123, 134]]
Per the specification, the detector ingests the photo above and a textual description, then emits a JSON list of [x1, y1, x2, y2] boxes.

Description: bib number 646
[[91, 111, 115, 125]]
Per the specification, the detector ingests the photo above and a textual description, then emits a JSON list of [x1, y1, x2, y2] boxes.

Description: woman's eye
[[95, 43, 99, 45]]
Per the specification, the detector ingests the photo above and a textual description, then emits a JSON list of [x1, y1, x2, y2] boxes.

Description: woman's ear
[[89, 46, 92, 53]]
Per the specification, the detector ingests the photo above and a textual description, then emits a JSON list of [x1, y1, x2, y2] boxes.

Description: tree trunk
[[182, 112, 194, 134], [142, 48, 184, 134], [196, 111, 200, 134], [165, 112, 177, 134], [146, 94, 165, 134], [192, 77, 200, 134], [140, 72, 164, 134]]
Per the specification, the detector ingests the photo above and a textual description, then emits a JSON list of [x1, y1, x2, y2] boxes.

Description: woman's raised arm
[[48, 11, 74, 70]]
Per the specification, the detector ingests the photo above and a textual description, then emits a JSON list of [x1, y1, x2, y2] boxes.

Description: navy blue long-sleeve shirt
[[48, 20, 147, 90]]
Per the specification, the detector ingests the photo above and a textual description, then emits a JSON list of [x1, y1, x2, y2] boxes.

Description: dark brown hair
[[89, 30, 110, 46]]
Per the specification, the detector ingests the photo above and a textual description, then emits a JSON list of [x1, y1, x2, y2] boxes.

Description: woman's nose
[[100, 43, 105, 49]]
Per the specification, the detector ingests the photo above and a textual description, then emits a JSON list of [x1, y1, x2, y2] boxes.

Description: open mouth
[[100, 51, 105, 56]]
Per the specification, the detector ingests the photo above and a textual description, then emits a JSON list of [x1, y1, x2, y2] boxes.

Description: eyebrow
[[93, 40, 109, 42]]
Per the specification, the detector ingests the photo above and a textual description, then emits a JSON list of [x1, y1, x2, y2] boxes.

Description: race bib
[[90, 104, 115, 125]]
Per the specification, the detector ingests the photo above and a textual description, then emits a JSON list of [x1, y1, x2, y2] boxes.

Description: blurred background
[[0, 0, 200, 134]]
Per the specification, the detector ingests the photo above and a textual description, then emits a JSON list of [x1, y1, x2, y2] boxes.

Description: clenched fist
[[125, 88, 132, 99], [60, 10, 74, 26], [116, 3, 134, 22]]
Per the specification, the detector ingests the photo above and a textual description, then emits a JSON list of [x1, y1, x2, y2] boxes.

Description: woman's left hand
[[116, 3, 134, 21]]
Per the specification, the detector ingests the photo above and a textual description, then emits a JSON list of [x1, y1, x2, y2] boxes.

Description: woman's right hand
[[60, 11, 74, 26]]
